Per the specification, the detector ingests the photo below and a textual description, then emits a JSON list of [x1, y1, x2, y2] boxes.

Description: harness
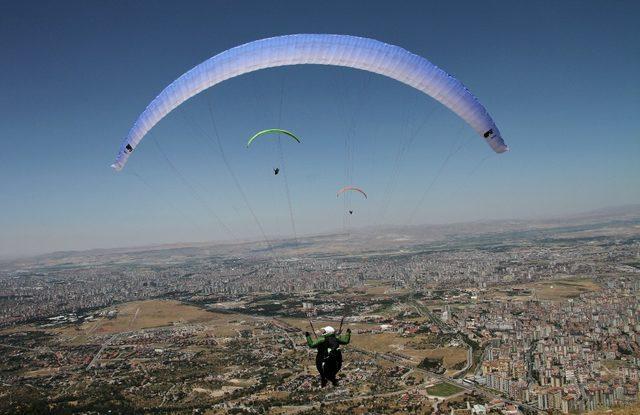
[[323, 335, 341, 362]]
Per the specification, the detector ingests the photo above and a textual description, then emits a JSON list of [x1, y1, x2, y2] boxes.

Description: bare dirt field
[[53, 300, 254, 344], [422, 347, 468, 367], [523, 278, 601, 300], [488, 277, 601, 302]]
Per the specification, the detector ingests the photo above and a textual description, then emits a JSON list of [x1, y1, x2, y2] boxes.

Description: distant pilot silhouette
[[273, 168, 280, 175], [349, 210, 353, 215]]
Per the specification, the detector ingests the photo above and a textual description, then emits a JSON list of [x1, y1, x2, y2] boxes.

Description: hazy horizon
[[2, 1, 639, 257], [2, 202, 638, 262]]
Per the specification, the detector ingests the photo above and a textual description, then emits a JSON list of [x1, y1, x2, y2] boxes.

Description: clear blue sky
[[1, 1, 639, 258]]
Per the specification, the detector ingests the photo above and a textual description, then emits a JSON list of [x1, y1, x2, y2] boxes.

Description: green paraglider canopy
[[246, 129, 301, 148]]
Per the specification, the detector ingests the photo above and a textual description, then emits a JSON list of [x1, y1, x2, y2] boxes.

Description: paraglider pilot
[[273, 168, 280, 175], [305, 326, 351, 387]]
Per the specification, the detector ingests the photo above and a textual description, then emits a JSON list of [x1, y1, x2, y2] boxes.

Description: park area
[[426, 382, 464, 397]]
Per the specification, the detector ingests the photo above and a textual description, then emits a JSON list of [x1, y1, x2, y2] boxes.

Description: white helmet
[[322, 326, 335, 335]]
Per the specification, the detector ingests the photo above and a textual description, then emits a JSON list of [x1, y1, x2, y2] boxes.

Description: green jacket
[[306, 332, 351, 348]]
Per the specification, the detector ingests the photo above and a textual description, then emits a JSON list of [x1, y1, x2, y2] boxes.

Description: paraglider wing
[[337, 186, 367, 199], [112, 34, 508, 171], [247, 129, 301, 148]]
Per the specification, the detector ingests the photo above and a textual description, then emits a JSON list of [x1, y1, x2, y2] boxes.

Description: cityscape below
[[1, 206, 639, 414]]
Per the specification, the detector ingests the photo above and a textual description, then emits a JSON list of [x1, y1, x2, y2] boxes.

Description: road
[[451, 344, 473, 378], [86, 333, 119, 369]]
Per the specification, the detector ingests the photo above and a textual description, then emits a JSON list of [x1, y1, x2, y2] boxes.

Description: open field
[[488, 277, 602, 302], [426, 382, 464, 397], [422, 347, 468, 368], [356, 333, 466, 369], [53, 300, 254, 344], [523, 277, 601, 300], [89, 300, 215, 333]]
